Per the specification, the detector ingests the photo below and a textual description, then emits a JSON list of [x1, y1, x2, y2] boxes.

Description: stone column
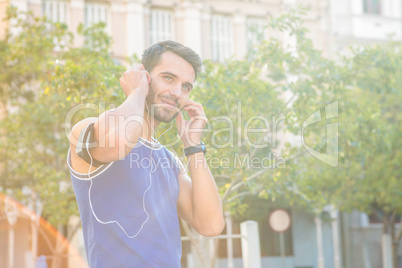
[[70, 0, 85, 47], [28, 0, 41, 17], [111, 1, 127, 59], [11, 0, 28, 12], [351, 0, 363, 15], [5, 197, 19, 268], [225, 212, 234, 268], [10, 0, 28, 38], [315, 216, 325, 268], [233, 12, 246, 60], [180, 1, 202, 57], [0, 0, 9, 40], [240, 221, 261, 268], [200, 6, 211, 60], [382, 234, 393, 268], [125, 0, 146, 58], [174, 3, 184, 44], [330, 209, 342, 268], [143, 4, 150, 48]]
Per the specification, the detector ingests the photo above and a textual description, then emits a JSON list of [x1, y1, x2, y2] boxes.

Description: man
[[67, 41, 225, 267]]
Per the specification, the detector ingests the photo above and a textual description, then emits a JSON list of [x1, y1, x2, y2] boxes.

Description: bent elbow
[[198, 219, 225, 237]]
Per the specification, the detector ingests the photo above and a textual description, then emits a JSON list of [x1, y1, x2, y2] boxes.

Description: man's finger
[[183, 105, 204, 116], [127, 64, 144, 72], [185, 100, 202, 107], [176, 112, 186, 137]]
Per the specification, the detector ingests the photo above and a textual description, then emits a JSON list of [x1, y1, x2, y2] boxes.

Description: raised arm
[[69, 65, 150, 173], [176, 100, 225, 237]]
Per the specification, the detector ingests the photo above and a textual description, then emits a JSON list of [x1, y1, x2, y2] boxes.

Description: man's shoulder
[[162, 147, 187, 174]]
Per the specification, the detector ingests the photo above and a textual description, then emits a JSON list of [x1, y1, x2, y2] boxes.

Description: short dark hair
[[141, 40, 202, 80]]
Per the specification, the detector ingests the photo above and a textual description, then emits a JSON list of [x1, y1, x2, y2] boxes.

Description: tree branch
[[223, 150, 307, 204], [396, 219, 402, 242], [390, 209, 397, 238], [221, 176, 242, 203], [230, 168, 272, 193], [38, 225, 57, 254], [249, 135, 270, 160], [224, 190, 252, 205], [180, 218, 208, 268], [215, 175, 231, 180], [66, 221, 81, 242], [285, 92, 298, 107]]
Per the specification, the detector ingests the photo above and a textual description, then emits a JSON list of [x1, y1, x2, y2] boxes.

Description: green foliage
[[283, 41, 402, 217], [1, 6, 400, 234], [0, 7, 124, 226]]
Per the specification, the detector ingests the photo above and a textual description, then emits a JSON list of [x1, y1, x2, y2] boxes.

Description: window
[[85, 2, 109, 29], [42, 0, 68, 24], [363, 0, 381, 14], [150, 9, 174, 44], [246, 17, 266, 58], [211, 14, 232, 62]]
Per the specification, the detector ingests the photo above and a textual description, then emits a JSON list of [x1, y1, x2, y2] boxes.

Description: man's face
[[146, 51, 196, 123]]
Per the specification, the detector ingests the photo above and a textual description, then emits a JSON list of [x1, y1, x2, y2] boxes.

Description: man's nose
[[169, 83, 182, 98]]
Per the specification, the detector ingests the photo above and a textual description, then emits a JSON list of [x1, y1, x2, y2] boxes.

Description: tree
[[286, 41, 402, 267], [244, 8, 402, 267], [153, 7, 345, 267], [1, 7, 306, 268], [0, 7, 125, 267], [2, 5, 400, 268], [175, 7, 401, 267]]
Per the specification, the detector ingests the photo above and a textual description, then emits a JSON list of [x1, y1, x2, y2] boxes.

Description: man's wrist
[[184, 141, 206, 157], [186, 151, 205, 159], [182, 139, 201, 148], [128, 88, 148, 98]]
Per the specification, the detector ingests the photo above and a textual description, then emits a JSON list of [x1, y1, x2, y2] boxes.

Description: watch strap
[[184, 141, 206, 157]]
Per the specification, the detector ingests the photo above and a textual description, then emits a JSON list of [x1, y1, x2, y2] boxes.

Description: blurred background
[[0, 0, 401, 268]]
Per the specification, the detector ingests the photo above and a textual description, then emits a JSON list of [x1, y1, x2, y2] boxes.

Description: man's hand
[[176, 100, 208, 148], [119, 64, 151, 97], [176, 100, 225, 236]]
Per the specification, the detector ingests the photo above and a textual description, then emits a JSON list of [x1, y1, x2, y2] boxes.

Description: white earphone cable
[[87, 102, 174, 238]]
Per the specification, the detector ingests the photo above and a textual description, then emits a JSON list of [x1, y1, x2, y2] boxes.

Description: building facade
[[1, 0, 401, 60]]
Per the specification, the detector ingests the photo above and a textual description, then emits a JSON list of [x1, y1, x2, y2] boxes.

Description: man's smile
[[160, 98, 179, 110]]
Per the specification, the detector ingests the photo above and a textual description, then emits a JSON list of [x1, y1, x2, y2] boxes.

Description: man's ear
[[145, 71, 151, 84]]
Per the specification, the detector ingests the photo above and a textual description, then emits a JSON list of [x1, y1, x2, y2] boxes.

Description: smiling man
[[67, 41, 225, 267]]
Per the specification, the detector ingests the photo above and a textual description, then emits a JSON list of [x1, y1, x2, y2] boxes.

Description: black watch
[[184, 141, 206, 157]]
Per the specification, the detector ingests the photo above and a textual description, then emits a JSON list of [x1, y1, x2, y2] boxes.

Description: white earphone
[[87, 102, 174, 238]]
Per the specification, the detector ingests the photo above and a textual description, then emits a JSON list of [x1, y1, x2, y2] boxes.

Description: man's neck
[[141, 112, 160, 142]]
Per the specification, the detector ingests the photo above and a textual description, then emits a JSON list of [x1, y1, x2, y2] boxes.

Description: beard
[[145, 84, 182, 123]]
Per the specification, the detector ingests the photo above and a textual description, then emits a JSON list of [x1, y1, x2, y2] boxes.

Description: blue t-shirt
[[67, 137, 182, 268]]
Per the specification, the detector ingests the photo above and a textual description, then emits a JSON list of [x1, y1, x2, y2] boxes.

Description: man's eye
[[164, 76, 172, 81], [183, 85, 190, 91]]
